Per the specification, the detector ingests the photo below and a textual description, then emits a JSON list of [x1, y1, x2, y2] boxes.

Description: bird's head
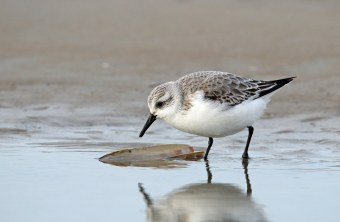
[[139, 82, 181, 137]]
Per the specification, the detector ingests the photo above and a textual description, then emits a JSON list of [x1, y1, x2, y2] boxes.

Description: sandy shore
[[0, 0, 339, 118], [1, 1, 340, 222]]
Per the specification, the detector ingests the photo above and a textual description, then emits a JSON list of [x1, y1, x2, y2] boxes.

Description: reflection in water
[[139, 160, 267, 222], [242, 159, 252, 196]]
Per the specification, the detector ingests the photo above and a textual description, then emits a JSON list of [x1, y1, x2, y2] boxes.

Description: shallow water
[[1, 0, 340, 221], [1, 108, 339, 222]]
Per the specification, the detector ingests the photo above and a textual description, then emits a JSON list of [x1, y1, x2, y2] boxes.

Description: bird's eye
[[156, 101, 164, 108]]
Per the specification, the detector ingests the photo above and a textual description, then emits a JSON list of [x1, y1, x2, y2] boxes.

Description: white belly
[[164, 96, 268, 138]]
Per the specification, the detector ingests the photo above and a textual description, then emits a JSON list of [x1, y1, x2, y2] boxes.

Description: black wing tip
[[258, 76, 296, 98], [274, 76, 296, 84]]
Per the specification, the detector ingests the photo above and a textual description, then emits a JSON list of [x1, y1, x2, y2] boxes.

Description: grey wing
[[200, 72, 261, 106], [178, 71, 294, 108], [177, 71, 211, 94], [178, 71, 222, 110]]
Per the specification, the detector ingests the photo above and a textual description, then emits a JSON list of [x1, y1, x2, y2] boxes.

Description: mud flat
[[0, 0, 339, 222]]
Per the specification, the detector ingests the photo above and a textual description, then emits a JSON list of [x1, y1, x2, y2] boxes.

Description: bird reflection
[[139, 159, 267, 222]]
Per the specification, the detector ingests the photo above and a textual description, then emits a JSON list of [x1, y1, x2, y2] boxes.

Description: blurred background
[[1, 0, 339, 115], [0, 1, 339, 222]]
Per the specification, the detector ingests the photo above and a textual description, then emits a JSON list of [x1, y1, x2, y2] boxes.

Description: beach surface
[[0, 0, 339, 221]]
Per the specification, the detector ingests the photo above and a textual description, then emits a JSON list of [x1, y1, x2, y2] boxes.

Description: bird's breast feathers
[[163, 91, 268, 138]]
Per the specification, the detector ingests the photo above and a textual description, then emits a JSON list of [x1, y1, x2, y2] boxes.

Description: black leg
[[242, 126, 254, 159], [204, 137, 213, 161]]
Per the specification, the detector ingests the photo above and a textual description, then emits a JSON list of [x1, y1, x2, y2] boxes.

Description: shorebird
[[139, 71, 294, 160]]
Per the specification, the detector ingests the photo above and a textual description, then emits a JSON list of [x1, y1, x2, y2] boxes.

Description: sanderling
[[139, 71, 295, 160]]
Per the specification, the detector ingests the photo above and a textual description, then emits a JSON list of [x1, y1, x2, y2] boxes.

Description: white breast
[[164, 91, 268, 138]]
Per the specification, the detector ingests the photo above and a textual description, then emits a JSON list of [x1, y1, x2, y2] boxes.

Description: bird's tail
[[257, 77, 296, 99]]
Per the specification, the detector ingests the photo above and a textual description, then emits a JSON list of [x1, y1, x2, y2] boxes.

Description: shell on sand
[[99, 144, 204, 167]]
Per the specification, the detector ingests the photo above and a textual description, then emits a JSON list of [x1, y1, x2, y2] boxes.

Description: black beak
[[139, 113, 157, 137]]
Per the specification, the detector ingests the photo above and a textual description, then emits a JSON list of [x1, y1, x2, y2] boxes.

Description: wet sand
[[0, 0, 340, 221]]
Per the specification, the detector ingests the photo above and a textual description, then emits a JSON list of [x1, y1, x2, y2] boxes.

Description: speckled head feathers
[[147, 82, 182, 120]]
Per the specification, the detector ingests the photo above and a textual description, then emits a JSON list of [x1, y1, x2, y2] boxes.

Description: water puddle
[[0, 112, 339, 222]]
